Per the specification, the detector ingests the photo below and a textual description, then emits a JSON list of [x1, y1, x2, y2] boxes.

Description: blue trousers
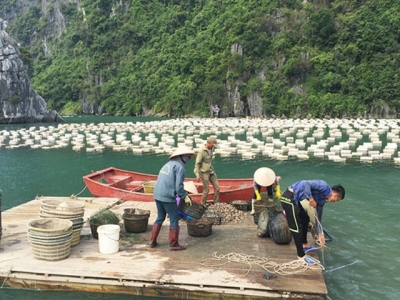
[[154, 200, 179, 227]]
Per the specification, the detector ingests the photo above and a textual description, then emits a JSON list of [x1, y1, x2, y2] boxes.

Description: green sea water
[[1, 116, 399, 300]]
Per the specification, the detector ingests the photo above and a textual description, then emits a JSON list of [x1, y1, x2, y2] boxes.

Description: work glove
[[275, 184, 281, 199], [255, 190, 261, 201], [184, 195, 192, 206]]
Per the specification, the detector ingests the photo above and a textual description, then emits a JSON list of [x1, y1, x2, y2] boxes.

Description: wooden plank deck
[[0, 196, 327, 299]]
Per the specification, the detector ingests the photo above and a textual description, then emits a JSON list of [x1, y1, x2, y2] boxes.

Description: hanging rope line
[[200, 252, 325, 276], [70, 185, 87, 199]]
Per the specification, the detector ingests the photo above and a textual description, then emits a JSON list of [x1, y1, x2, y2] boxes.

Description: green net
[[89, 208, 119, 226]]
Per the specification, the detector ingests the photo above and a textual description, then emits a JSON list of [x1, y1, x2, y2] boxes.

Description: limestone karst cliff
[[0, 19, 62, 124]]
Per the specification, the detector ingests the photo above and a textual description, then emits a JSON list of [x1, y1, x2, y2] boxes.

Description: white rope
[[313, 209, 329, 248], [70, 185, 87, 199], [200, 251, 324, 276], [312, 207, 331, 265]]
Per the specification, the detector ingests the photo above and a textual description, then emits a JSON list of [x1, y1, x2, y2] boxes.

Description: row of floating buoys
[[2, 118, 400, 163]]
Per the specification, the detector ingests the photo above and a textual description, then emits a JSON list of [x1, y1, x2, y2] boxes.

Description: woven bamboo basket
[[30, 239, 72, 261], [71, 228, 82, 247], [28, 218, 73, 234], [122, 208, 150, 233], [230, 200, 251, 211], [27, 218, 73, 261], [142, 181, 156, 194], [203, 212, 222, 225], [41, 200, 85, 213], [179, 199, 206, 220], [28, 227, 73, 242], [187, 218, 213, 237]]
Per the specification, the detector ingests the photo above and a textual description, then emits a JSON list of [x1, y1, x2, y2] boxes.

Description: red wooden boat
[[83, 167, 254, 203]]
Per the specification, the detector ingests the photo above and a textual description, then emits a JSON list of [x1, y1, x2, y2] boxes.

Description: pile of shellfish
[[204, 202, 248, 223]]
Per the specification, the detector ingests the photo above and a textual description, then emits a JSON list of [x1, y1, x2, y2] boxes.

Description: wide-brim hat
[[169, 147, 196, 159], [253, 167, 276, 187], [207, 136, 218, 147]]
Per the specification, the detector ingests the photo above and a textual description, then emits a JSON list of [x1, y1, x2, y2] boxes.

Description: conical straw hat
[[253, 167, 276, 187], [170, 147, 196, 159]]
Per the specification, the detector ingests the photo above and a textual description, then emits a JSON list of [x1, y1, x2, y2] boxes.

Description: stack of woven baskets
[[27, 218, 73, 261], [39, 200, 85, 246]]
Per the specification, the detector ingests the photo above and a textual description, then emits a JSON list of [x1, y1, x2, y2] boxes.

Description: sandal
[[303, 245, 318, 253], [299, 255, 317, 265]]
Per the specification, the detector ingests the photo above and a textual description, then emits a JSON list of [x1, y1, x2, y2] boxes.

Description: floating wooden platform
[[0, 196, 327, 299]]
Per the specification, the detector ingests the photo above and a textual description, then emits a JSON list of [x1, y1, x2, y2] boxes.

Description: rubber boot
[[250, 199, 256, 215], [169, 226, 186, 251], [149, 223, 162, 248]]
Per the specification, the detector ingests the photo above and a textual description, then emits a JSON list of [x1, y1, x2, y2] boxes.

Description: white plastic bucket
[[97, 224, 120, 254]]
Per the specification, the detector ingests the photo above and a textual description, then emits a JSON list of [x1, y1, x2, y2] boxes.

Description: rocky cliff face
[[0, 19, 62, 124]]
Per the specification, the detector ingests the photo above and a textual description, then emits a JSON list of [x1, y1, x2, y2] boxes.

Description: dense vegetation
[[6, 0, 400, 117]]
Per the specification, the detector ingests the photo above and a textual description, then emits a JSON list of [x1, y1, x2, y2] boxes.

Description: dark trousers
[[252, 185, 273, 199], [280, 190, 310, 257], [154, 200, 179, 227]]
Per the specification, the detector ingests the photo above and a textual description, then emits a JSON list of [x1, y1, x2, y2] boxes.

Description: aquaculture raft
[[0, 196, 327, 299]]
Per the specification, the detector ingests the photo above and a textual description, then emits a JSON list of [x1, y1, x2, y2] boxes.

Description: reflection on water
[[1, 116, 399, 300]]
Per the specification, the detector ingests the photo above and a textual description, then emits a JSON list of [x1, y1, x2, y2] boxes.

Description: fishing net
[[89, 208, 120, 226]]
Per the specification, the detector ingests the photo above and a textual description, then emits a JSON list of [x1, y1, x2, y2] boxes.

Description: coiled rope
[[200, 252, 325, 276]]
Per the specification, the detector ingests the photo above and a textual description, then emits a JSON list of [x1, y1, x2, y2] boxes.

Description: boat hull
[[83, 167, 254, 203]]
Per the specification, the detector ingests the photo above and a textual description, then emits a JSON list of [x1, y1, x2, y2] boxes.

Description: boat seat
[[107, 175, 132, 188], [125, 181, 144, 191], [108, 175, 132, 183]]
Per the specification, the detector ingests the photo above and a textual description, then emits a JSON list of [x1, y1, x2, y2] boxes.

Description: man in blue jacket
[[280, 180, 345, 264], [150, 147, 195, 251]]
